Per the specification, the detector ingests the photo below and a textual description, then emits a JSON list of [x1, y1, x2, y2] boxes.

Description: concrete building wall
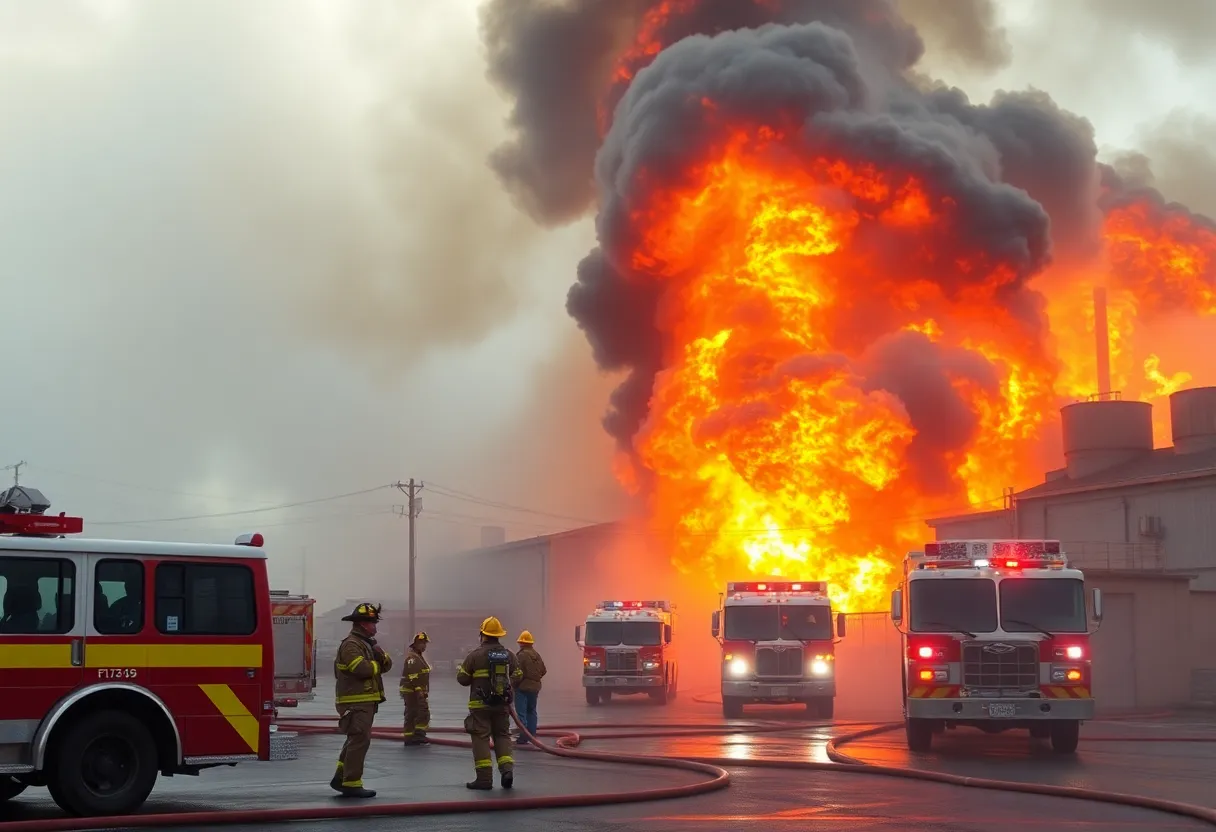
[[1192, 591, 1216, 704]]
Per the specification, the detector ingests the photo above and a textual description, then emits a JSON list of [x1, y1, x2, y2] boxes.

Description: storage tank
[[1060, 400, 1154, 479], [1169, 387, 1216, 454]]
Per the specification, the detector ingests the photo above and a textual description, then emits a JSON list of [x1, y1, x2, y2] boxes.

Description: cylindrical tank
[[1170, 386, 1216, 454], [1060, 400, 1154, 479]]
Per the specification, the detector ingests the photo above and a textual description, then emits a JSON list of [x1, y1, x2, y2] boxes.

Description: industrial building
[[928, 385, 1216, 711]]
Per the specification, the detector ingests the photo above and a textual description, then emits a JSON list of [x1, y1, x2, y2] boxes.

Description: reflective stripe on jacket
[[515, 646, 547, 694], [335, 630, 391, 705], [456, 641, 522, 709], [399, 648, 431, 695]]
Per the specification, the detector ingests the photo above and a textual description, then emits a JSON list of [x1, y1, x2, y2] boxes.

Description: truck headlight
[[586, 659, 602, 670], [810, 659, 831, 677], [728, 657, 749, 677], [642, 659, 660, 671]]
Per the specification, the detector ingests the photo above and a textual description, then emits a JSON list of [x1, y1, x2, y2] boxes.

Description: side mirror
[[574, 624, 582, 646], [890, 589, 903, 625], [710, 610, 721, 638], [836, 612, 847, 638], [1091, 588, 1103, 622], [664, 624, 672, 643]]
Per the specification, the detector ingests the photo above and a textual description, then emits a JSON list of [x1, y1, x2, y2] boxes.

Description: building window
[[94, 559, 144, 635], [0, 557, 75, 635], [155, 563, 255, 636]]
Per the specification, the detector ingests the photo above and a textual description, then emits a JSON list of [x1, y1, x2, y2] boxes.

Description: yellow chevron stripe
[[909, 686, 928, 698], [930, 687, 953, 698], [199, 683, 260, 754]]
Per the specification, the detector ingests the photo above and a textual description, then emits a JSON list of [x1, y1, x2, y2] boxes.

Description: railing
[[1061, 541, 1166, 572]]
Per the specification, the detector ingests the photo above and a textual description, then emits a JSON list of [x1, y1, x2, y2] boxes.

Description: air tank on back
[[1169, 386, 1216, 454], [1060, 398, 1154, 480]]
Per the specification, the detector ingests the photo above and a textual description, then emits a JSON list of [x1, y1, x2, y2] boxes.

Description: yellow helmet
[[412, 631, 429, 644], [479, 616, 507, 638], [517, 630, 534, 644]]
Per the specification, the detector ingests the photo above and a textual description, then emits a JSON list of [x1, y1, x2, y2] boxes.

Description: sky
[[2, 0, 1214, 610]]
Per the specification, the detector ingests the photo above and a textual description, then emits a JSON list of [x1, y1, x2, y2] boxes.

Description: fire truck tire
[[1029, 724, 1050, 740], [722, 697, 744, 719], [649, 688, 669, 705], [48, 709, 159, 817], [586, 689, 601, 706], [1050, 720, 1080, 754], [0, 777, 26, 801], [905, 718, 933, 752], [807, 697, 834, 720]]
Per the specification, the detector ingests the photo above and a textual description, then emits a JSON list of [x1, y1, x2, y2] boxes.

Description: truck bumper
[[906, 697, 1095, 721], [583, 675, 664, 689], [723, 679, 836, 700]]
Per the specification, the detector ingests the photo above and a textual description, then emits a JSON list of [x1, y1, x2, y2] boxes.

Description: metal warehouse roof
[[1014, 445, 1216, 501]]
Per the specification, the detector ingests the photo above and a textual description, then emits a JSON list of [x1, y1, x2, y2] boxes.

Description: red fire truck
[[711, 581, 847, 719], [270, 590, 316, 708], [0, 485, 297, 817], [890, 539, 1103, 754], [575, 600, 678, 705]]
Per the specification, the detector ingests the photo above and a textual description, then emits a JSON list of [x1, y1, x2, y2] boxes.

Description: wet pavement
[[1, 678, 1213, 830]]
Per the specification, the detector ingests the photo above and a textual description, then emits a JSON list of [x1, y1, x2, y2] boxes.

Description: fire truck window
[[908, 578, 997, 634], [154, 563, 255, 636], [94, 559, 144, 635], [0, 558, 75, 635]]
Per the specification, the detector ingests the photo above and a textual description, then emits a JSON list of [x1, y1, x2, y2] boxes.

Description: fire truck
[[711, 581, 846, 719], [0, 485, 297, 817], [270, 590, 316, 708], [575, 600, 678, 705], [890, 539, 1103, 754]]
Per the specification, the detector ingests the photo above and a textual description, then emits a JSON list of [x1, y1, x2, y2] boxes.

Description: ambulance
[[0, 485, 297, 817], [890, 539, 1102, 754]]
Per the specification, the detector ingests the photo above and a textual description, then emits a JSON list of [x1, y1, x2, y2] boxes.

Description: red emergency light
[[727, 581, 827, 594], [0, 513, 83, 537], [235, 532, 265, 547], [599, 600, 670, 611]]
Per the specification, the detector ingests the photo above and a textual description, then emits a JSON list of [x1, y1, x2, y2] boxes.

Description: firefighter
[[456, 616, 522, 789], [513, 630, 546, 746], [330, 602, 392, 798], [400, 631, 431, 746]]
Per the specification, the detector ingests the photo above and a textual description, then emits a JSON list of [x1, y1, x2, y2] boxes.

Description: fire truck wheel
[[722, 697, 744, 719], [1049, 720, 1080, 754], [49, 709, 159, 817], [1029, 724, 1050, 740], [905, 718, 933, 752], [806, 697, 834, 720], [649, 687, 669, 705], [0, 776, 26, 801], [586, 689, 601, 705]]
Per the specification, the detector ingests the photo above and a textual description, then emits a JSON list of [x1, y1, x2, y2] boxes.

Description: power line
[[26, 462, 283, 506], [91, 484, 394, 526], [424, 481, 610, 525], [97, 507, 397, 536]]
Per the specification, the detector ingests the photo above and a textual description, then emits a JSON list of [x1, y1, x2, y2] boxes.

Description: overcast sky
[[3, 0, 1213, 609]]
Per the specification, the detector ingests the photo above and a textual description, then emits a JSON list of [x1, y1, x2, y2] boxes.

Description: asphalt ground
[[1, 677, 1213, 831]]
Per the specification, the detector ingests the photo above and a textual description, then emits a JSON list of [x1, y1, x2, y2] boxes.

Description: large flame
[[583, 6, 1216, 613]]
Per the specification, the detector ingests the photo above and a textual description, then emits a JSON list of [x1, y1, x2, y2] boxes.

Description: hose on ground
[[6, 706, 1215, 830]]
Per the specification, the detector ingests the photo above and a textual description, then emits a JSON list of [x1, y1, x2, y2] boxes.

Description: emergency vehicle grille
[[755, 646, 804, 678], [606, 650, 639, 674], [962, 642, 1038, 691]]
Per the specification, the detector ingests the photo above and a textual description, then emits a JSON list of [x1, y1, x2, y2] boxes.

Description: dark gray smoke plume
[[894, 0, 1011, 72]]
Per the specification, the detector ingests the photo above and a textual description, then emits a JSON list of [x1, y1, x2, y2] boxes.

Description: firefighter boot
[[337, 783, 377, 798], [413, 730, 430, 746], [329, 763, 343, 792], [501, 768, 514, 790], [466, 767, 494, 790]]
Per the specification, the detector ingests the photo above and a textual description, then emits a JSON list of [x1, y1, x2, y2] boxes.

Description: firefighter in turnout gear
[[513, 630, 546, 746], [456, 616, 523, 789], [400, 631, 432, 745], [331, 603, 392, 798]]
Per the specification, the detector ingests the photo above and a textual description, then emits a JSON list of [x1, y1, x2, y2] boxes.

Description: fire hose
[[2, 708, 1214, 830]]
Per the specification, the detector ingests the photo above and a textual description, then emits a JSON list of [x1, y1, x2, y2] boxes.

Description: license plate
[[988, 703, 1016, 718], [614, 677, 628, 685], [771, 687, 788, 697]]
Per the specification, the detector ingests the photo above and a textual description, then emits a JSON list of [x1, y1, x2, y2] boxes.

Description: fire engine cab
[[575, 600, 677, 705], [711, 581, 847, 719], [890, 539, 1103, 754], [0, 485, 297, 817]]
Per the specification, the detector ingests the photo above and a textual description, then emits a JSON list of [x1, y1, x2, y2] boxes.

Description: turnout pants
[[403, 692, 430, 736], [335, 703, 377, 786], [465, 708, 513, 778]]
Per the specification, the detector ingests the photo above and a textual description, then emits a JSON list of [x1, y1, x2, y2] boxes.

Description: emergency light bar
[[598, 600, 670, 611], [727, 581, 827, 594], [919, 540, 1065, 568], [0, 513, 83, 536]]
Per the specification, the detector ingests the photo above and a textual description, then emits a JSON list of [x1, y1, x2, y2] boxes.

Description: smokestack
[[1094, 286, 1112, 397]]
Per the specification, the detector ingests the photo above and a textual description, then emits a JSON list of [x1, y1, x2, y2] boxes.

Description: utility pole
[[394, 480, 423, 640], [2, 461, 26, 487]]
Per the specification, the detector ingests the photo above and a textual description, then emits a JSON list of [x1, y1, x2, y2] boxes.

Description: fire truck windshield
[[909, 579, 997, 634], [585, 621, 662, 646], [999, 578, 1087, 633], [723, 605, 832, 641]]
